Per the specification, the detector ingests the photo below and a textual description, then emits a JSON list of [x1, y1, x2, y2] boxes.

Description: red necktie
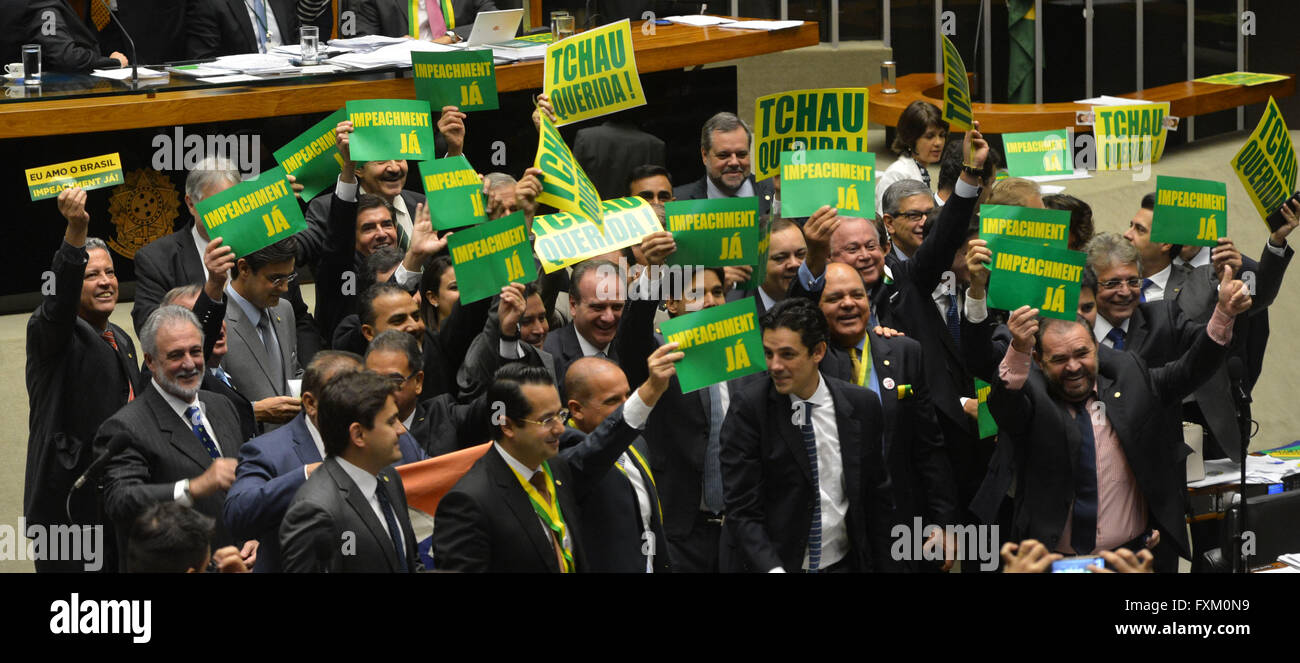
[[101, 329, 135, 402]]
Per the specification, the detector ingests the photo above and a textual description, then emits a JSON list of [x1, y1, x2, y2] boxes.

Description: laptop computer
[[461, 9, 524, 46]]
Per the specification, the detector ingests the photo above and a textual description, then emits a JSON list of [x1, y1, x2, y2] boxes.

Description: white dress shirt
[[575, 328, 612, 358], [1093, 313, 1132, 348], [705, 175, 756, 200], [334, 177, 421, 288], [1143, 264, 1172, 302], [155, 380, 222, 506], [191, 224, 211, 281], [334, 456, 403, 546], [303, 415, 326, 479], [616, 451, 656, 572]]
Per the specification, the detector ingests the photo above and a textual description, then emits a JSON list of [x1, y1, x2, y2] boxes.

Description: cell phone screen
[[1051, 556, 1104, 573]]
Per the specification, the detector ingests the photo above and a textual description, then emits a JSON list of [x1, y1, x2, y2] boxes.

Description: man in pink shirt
[[969, 265, 1252, 571]]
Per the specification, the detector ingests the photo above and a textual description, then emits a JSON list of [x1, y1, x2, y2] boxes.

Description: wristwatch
[[181, 478, 194, 502], [961, 165, 983, 178]]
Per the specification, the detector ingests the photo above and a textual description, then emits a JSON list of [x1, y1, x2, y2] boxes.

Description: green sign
[[345, 99, 437, 162], [273, 109, 346, 202], [25, 152, 123, 201], [751, 88, 869, 181], [1002, 129, 1073, 177], [1231, 97, 1296, 223], [196, 166, 306, 258], [447, 211, 537, 303], [1151, 175, 1228, 247], [412, 49, 499, 112], [779, 149, 876, 219], [1194, 71, 1290, 87], [422, 155, 486, 230], [657, 297, 767, 393], [975, 378, 997, 439], [532, 196, 662, 274], [663, 197, 761, 267], [985, 235, 1087, 321], [738, 214, 772, 291], [978, 205, 1070, 249]]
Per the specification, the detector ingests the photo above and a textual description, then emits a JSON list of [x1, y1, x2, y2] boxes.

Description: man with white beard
[[96, 306, 256, 571]]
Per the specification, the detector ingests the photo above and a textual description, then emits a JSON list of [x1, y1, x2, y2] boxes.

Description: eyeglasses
[[895, 209, 933, 221], [265, 272, 299, 288], [383, 370, 417, 387], [637, 191, 674, 203], [1098, 277, 1142, 291], [515, 408, 569, 428]]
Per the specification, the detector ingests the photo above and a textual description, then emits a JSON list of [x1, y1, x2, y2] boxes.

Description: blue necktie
[[799, 401, 822, 572], [185, 406, 222, 460], [1071, 404, 1098, 554], [1139, 278, 1153, 303], [252, 0, 268, 53], [945, 294, 961, 344], [374, 480, 409, 572], [702, 383, 725, 514], [1105, 327, 1126, 351], [212, 366, 232, 387]]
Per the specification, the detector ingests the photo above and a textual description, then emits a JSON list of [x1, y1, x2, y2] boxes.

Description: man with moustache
[[26, 187, 140, 572], [98, 306, 254, 570]]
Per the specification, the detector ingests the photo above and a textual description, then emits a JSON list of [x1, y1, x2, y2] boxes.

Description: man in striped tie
[[719, 298, 898, 573], [97, 306, 253, 571]]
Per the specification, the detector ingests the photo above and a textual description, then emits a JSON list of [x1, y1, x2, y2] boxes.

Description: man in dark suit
[[132, 158, 322, 386], [27, 0, 127, 73], [351, 0, 498, 42], [222, 236, 306, 433], [574, 118, 667, 200], [976, 265, 1252, 568], [564, 357, 669, 573], [815, 262, 958, 570], [457, 281, 556, 400], [85, 0, 188, 65], [726, 217, 806, 318], [618, 264, 744, 572], [98, 305, 254, 569], [432, 347, 678, 572], [280, 371, 420, 572], [227, 350, 424, 571], [720, 298, 897, 572], [25, 188, 140, 572], [674, 112, 775, 218], [544, 259, 627, 397], [186, 0, 301, 58], [793, 126, 987, 528]]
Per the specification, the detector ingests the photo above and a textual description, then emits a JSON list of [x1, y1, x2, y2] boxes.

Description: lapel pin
[[883, 359, 890, 366], [882, 377, 896, 390], [1114, 391, 1121, 398]]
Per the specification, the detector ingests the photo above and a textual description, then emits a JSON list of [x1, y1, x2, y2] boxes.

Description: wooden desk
[[869, 73, 1296, 134], [0, 23, 818, 140]]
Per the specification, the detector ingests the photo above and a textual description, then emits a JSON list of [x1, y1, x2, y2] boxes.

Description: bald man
[[564, 357, 668, 572]]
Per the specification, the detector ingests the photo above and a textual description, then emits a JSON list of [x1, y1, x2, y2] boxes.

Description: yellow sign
[[941, 35, 973, 132], [26, 153, 124, 201], [752, 87, 869, 181], [1230, 97, 1296, 222], [534, 111, 604, 227], [531, 197, 662, 273], [543, 19, 646, 126], [1194, 72, 1290, 87], [1093, 102, 1169, 171]]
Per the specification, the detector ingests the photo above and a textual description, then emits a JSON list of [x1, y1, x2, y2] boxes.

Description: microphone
[[96, 0, 139, 88], [1227, 357, 1250, 405], [70, 434, 131, 493], [1226, 356, 1252, 572]]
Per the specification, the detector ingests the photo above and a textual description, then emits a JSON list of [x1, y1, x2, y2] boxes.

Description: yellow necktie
[[91, 1, 111, 31]]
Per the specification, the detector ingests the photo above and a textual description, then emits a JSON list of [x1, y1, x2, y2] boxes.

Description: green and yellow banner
[[346, 99, 437, 162], [26, 153, 123, 201], [979, 204, 1070, 248], [752, 88, 869, 181], [543, 19, 645, 126], [1094, 102, 1169, 171], [657, 297, 767, 393], [413, 49, 499, 112], [985, 235, 1087, 320], [196, 166, 305, 258], [1001, 129, 1072, 177], [532, 196, 662, 273], [448, 211, 537, 303], [941, 35, 973, 132], [779, 149, 875, 219], [1230, 97, 1296, 224], [1151, 175, 1228, 247], [422, 155, 486, 230], [273, 109, 346, 202], [663, 197, 761, 268], [534, 111, 604, 226]]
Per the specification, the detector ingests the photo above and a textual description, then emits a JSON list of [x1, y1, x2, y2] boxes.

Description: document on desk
[[664, 15, 736, 26], [91, 66, 168, 80], [717, 20, 804, 31], [327, 35, 411, 51], [1074, 95, 1154, 106], [206, 54, 298, 74], [197, 74, 263, 84], [332, 40, 455, 69]]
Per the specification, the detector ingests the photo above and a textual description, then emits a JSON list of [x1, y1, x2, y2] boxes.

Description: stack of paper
[[331, 39, 456, 69], [490, 41, 547, 62], [326, 34, 411, 51], [664, 15, 736, 26], [718, 20, 803, 31], [92, 66, 168, 80], [1074, 95, 1154, 106], [205, 53, 298, 75]]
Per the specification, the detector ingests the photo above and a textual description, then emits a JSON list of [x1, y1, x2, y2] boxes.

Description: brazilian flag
[[1008, 0, 1037, 103]]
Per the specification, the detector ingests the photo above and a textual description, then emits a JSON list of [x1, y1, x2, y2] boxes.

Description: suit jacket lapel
[[226, 304, 279, 393], [178, 225, 205, 285], [770, 385, 812, 484], [869, 339, 898, 461], [828, 380, 863, 508], [487, 450, 561, 571], [328, 460, 399, 572], [198, 392, 242, 457], [145, 388, 215, 472], [290, 414, 322, 464], [223, 0, 258, 51], [268, 303, 293, 379], [1127, 306, 1150, 353]]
